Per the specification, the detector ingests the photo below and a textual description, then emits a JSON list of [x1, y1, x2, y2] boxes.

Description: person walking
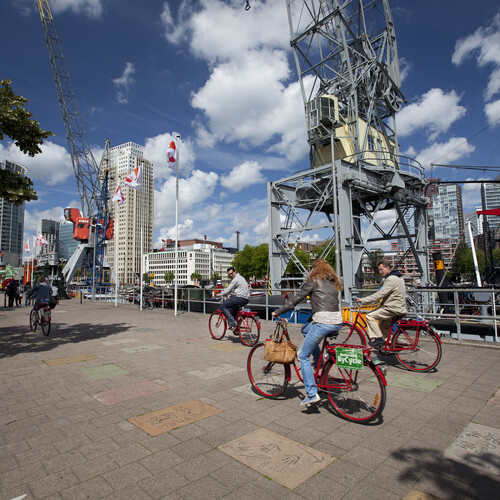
[[356, 258, 407, 348], [5, 280, 16, 308], [24, 282, 32, 306], [15, 280, 23, 306], [218, 267, 250, 331], [272, 259, 343, 406]]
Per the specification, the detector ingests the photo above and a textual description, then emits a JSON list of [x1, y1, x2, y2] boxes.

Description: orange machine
[[64, 208, 114, 242]]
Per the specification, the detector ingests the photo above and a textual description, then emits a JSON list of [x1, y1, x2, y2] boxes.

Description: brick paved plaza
[[0, 301, 499, 499]]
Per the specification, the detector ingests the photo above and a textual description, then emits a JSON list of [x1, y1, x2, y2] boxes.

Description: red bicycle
[[209, 307, 261, 347], [247, 319, 387, 424], [30, 304, 51, 336], [341, 307, 442, 372]]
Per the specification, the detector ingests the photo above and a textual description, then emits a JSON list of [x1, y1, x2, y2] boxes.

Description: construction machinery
[[37, 0, 114, 290], [266, 0, 429, 301]]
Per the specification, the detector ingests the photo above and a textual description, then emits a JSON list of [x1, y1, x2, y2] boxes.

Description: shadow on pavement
[[391, 447, 500, 499], [0, 322, 132, 358]]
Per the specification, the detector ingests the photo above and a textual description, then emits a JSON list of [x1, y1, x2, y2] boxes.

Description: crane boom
[[37, 0, 100, 218]]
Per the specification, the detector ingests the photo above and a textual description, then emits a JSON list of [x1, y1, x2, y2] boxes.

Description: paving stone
[[43, 353, 98, 366], [219, 427, 335, 490], [385, 372, 443, 393], [80, 363, 130, 380], [187, 363, 245, 379], [91, 381, 167, 405], [121, 344, 164, 353]]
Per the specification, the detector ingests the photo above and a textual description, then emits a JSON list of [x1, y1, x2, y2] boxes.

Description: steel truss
[[269, 0, 430, 300]]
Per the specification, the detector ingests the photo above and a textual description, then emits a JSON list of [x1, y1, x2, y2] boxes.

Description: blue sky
[[1, 0, 499, 255]]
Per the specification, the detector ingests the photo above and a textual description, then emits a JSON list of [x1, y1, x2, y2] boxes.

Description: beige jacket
[[360, 272, 407, 315]]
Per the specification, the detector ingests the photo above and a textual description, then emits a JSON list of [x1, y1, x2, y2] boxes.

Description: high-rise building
[[36, 219, 59, 266], [58, 222, 79, 262], [481, 175, 500, 236], [106, 142, 154, 285], [431, 184, 464, 242], [0, 160, 26, 267]]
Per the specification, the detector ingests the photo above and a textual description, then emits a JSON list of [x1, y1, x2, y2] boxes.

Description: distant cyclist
[[218, 267, 250, 331], [29, 277, 52, 314]]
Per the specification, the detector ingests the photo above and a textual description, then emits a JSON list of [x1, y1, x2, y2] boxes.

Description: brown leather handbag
[[264, 320, 297, 364]]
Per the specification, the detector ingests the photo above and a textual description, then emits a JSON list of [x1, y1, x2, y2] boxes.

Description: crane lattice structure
[[37, 0, 113, 290], [268, 0, 429, 301]]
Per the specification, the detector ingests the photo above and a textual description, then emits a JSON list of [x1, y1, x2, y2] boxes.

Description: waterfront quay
[[1, 301, 499, 499]]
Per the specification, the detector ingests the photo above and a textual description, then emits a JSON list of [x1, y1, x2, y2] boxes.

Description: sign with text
[[335, 347, 363, 370]]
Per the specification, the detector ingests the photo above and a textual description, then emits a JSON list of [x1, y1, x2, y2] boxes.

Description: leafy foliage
[[0, 169, 38, 205], [232, 243, 269, 280], [164, 271, 175, 284], [0, 79, 53, 156]]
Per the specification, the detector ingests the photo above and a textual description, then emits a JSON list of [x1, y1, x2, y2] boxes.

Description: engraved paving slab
[[404, 491, 436, 500], [219, 428, 335, 490], [44, 353, 97, 367], [187, 363, 245, 379], [102, 338, 139, 346], [487, 389, 500, 406], [91, 381, 167, 405], [80, 363, 130, 380], [129, 400, 222, 436], [121, 344, 164, 353], [444, 422, 500, 476], [384, 372, 443, 393], [208, 343, 249, 352]]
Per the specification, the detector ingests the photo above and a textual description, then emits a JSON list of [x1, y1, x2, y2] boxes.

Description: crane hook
[[245, 1, 251, 11]]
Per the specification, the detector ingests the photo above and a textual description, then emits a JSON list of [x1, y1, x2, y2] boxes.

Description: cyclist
[[272, 259, 343, 406], [28, 277, 52, 320], [356, 259, 407, 348], [218, 267, 250, 331]]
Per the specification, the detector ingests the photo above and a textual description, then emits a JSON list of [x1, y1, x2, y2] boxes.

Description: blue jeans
[[220, 296, 248, 327], [299, 322, 342, 397]]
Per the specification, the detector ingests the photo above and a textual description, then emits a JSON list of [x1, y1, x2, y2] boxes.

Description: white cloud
[[485, 99, 500, 126], [113, 62, 135, 104], [48, 0, 105, 19], [0, 140, 73, 185], [143, 133, 196, 180], [396, 88, 467, 141], [220, 161, 265, 192], [399, 57, 411, 82], [24, 206, 67, 233], [414, 137, 475, 170], [154, 169, 218, 226], [452, 12, 500, 101]]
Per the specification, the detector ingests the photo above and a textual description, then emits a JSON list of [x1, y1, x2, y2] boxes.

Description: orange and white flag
[[35, 235, 48, 246], [25, 240, 31, 252], [124, 164, 142, 190], [167, 140, 176, 171], [112, 180, 125, 205]]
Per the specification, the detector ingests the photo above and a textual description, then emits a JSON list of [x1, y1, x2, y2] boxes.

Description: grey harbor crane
[[267, 0, 429, 302]]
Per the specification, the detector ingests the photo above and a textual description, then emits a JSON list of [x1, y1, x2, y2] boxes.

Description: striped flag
[[112, 180, 125, 205], [167, 140, 176, 170], [35, 235, 48, 246], [125, 164, 142, 190], [25, 240, 31, 252]]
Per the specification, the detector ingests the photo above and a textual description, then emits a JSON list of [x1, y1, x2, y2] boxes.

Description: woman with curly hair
[[272, 259, 343, 406]]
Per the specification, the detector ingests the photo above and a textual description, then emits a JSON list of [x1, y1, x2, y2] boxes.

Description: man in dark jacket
[[5, 280, 17, 308]]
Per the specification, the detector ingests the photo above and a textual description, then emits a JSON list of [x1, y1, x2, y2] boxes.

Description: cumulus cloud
[[415, 137, 475, 170], [396, 88, 467, 141], [24, 206, 67, 233], [220, 161, 265, 192], [17, 0, 106, 19], [0, 140, 73, 185], [452, 12, 500, 100], [485, 99, 500, 126], [162, 1, 308, 163], [113, 62, 135, 104]]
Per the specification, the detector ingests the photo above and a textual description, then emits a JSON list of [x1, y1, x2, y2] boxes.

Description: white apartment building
[[106, 142, 154, 285], [143, 244, 234, 286], [481, 175, 500, 236], [431, 184, 464, 242]]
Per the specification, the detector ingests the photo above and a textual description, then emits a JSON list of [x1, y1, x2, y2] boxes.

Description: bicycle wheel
[[322, 358, 386, 423], [247, 343, 288, 398], [238, 316, 260, 347], [41, 311, 51, 336], [391, 325, 442, 372], [334, 322, 367, 346], [30, 309, 37, 332], [209, 311, 226, 340]]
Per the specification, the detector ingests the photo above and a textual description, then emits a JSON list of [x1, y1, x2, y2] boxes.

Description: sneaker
[[228, 324, 237, 331], [369, 337, 385, 348], [300, 394, 320, 406]]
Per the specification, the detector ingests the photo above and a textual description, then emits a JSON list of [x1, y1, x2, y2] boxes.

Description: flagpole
[[114, 199, 120, 308], [174, 135, 180, 316], [140, 161, 144, 312]]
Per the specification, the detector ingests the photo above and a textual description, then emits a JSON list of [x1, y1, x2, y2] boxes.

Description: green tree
[[164, 271, 175, 284], [190, 272, 202, 284], [0, 79, 53, 204], [142, 273, 152, 285], [210, 272, 220, 284], [231, 244, 255, 280], [250, 243, 269, 279], [311, 239, 336, 269], [285, 248, 312, 275]]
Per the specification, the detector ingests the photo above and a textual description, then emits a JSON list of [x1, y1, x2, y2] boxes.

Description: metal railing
[[67, 285, 499, 343]]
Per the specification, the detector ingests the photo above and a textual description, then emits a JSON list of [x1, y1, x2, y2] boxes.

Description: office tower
[[0, 160, 26, 267], [107, 142, 154, 285], [481, 174, 500, 236], [431, 184, 464, 241], [35, 219, 59, 266], [58, 221, 79, 261]]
